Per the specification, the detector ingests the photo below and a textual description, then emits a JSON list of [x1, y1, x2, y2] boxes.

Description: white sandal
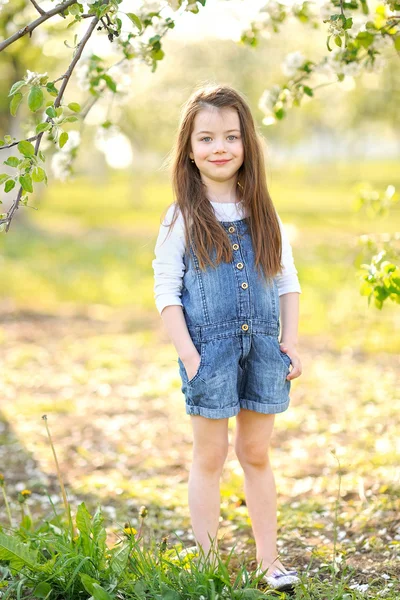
[[255, 565, 301, 591]]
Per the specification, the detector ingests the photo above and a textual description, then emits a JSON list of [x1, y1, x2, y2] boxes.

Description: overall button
[[228, 226, 235, 233], [241, 323, 249, 331], [232, 243, 239, 250], [241, 282, 248, 289], [236, 262, 244, 269]]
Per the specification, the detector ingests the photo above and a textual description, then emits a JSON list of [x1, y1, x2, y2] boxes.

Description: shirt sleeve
[[275, 213, 302, 296], [152, 204, 187, 315]]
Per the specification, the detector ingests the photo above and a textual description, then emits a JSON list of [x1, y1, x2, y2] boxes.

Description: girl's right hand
[[183, 351, 201, 382]]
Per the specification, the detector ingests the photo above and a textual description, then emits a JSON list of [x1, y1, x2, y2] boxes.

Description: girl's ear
[[189, 151, 194, 160]]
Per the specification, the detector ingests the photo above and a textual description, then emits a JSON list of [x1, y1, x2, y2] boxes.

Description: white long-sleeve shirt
[[152, 200, 302, 315]]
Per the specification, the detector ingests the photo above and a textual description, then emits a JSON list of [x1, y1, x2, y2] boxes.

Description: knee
[[235, 440, 270, 469], [193, 442, 228, 473]]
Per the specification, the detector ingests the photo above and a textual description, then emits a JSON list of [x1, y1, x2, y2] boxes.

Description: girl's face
[[189, 106, 244, 185]]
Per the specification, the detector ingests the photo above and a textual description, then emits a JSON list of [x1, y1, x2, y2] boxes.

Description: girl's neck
[[202, 174, 240, 204]]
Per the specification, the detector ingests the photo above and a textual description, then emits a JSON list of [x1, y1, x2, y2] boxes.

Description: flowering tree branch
[[242, 0, 400, 308], [0, 0, 78, 52], [0, 0, 206, 232]]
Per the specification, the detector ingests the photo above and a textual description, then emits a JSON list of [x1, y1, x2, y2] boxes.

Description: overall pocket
[[275, 339, 292, 370], [178, 341, 206, 385]]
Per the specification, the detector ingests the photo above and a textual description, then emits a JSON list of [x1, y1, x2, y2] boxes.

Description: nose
[[213, 139, 227, 153]]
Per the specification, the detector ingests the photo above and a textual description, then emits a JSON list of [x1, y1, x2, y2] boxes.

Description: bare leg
[[188, 415, 229, 561], [234, 409, 289, 576]]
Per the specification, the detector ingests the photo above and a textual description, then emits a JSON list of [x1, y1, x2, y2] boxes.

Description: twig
[[29, 0, 46, 16], [4, 14, 100, 232], [0, 0, 78, 52]]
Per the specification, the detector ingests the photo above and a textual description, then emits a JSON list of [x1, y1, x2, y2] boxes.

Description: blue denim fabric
[[177, 217, 292, 419]]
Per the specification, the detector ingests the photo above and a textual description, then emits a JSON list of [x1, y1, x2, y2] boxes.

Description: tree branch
[[29, 0, 46, 16], [0, 0, 78, 52], [4, 15, 100, 232]]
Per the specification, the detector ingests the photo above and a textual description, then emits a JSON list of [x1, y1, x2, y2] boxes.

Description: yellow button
[[232, 243, 239, 250], [241, 282, 248, 289], [228, 226, 235, 233], [241, 323, 249, 331], [237, 262, 244, 269]]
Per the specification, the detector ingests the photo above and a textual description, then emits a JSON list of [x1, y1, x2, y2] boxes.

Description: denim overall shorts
[[177, 217, 292, 419]]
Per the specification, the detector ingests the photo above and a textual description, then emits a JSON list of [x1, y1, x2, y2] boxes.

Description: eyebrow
[[195, 129, 241, 134]]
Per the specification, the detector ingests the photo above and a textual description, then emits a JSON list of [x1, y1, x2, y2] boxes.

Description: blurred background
[[0, 0, 399, 571]]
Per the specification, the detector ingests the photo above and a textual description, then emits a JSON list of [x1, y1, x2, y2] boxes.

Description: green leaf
[[33, 581, 52, 598], [335, 35, 342, 47], [18, 140, 35, 157], [46, 106, 57, 119], [92, 583, 114, 600], [303, 85, 313, 97], [36, 122, 51, 134], [76, 502, 92, 536], [159, 583, 181, 600], [32, 167, 45, 182], [126, 12, 142, 32], [101, 75, 117, 93], [28, 86, 44, 112], [5, 179, 16, 193], [345, 17, 353, 29], [395, 36, 400, 51], [4, 156, 20, 167], [68, 102, 81, 112], [110, 543, 130, 575], [10, 92, 23, 117], [19, 174, 33, 193], [80, 573, 100, 595], [9, 80, 26, 96], [356, 31, 374, 48], [59, 131, 69, 148], [0, 532, 38, 571], [152, 48, 165, 60], [38, 150, 46, 162], [69, 3, 81, 15], [63, 116, 79, 123], [0, 174, 10, 184], [46, 82, 59, 96]]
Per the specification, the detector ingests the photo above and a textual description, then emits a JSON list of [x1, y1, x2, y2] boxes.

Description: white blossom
[[281, 50, 306, 77], [75, 63, 90, 92], [320, 0, 334, 21], [262, 0, 283, 20], [365, 54, 386, 73], [328, 20, 344, 36], [372, 34, 393, 50], [258, 84, 281, 112], [167, 0, 181, 10], [313, 58, 335, 77], [342, 61, 362, 76], [24, 70, 48, 85], [51, 131, 80, 181], [51, 152, 70, 181], [185, 1, 198, 11], [351, 13, 370, 34]]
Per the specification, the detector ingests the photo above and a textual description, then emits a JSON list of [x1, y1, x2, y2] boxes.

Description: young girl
[[152, 84, 302, 592]]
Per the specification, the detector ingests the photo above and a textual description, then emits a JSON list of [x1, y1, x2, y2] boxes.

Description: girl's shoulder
[[161, 202, 185, 231]]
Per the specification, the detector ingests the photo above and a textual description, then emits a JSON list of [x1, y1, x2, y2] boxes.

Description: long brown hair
[[162, 83, 283, 283]]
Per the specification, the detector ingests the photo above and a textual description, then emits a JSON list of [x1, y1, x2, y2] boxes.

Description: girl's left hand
[[280, 342, 302, 380]]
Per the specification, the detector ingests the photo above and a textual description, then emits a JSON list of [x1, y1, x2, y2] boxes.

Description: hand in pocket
[[183, 350, 201, 382]]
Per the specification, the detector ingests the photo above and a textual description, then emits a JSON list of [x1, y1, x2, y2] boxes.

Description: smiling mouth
[[210, 159, 232, 164]]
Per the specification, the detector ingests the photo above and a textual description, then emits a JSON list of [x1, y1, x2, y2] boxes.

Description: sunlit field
[[1, 160, 399, 598]]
